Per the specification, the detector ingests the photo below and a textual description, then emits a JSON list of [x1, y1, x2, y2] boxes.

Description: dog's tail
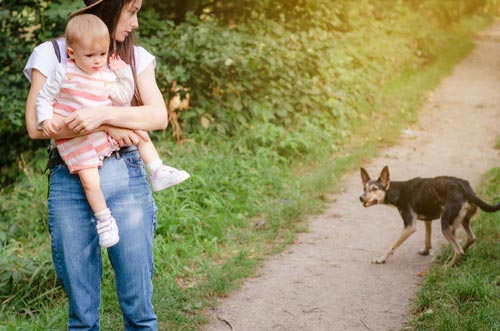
[[468, 194, 500, 212]]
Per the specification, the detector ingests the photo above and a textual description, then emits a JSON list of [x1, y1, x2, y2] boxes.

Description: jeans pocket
[[123, 151, 143, 167], [122, 151, 146, 178]]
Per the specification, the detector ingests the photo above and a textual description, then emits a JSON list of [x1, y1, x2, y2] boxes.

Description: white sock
[[146, 159, 163, 174], [94, 208, 111, 221]]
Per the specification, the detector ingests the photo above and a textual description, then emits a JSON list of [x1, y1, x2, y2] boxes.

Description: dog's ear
[[360, 167, 370, 188], [378, 166, 390, 189]]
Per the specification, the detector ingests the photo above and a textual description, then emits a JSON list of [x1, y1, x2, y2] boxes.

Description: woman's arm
[[105, 126, 149, 146], [26, 69, 50, 140], [65, 62, 168, 134], [25, 69, 147, 144]]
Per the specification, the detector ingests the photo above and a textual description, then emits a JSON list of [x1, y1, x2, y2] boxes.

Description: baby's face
[[69, 41, 109, 74]]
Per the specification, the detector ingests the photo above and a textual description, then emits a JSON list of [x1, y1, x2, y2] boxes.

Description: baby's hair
[[66, 14, 110, 50]]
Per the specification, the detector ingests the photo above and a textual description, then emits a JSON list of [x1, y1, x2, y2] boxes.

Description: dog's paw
[[418, 249, 430, 256], [371, 258, 386, 264]]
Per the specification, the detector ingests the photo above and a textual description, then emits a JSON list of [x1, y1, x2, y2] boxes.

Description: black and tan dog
[[359, 166, 500, 266]]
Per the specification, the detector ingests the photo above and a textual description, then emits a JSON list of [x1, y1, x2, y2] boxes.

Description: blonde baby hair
[[65, 13, 110, 50]]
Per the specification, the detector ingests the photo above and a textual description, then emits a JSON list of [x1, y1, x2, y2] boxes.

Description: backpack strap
[[45, 39, 62, 180], [51, 39, 61, 63]]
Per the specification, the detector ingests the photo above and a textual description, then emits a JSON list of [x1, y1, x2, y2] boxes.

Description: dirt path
[[203, 22, 500, 331]]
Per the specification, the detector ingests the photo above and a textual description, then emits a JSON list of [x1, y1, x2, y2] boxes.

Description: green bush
[[0, 0, 79, 185], [1, 0, 498, 184], [144, 0, 497, 145]]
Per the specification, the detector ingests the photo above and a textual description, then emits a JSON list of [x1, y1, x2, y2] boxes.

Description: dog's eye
[[370, 187, 378, 192]]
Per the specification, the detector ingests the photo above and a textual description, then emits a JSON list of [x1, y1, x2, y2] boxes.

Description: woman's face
[[114, 0, 142, 42]]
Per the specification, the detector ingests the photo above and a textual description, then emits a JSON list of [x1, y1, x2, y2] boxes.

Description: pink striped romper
[[37, 59, 134, 173]]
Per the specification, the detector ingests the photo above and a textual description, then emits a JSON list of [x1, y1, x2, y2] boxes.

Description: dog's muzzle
[[359, 195, 376, 207]]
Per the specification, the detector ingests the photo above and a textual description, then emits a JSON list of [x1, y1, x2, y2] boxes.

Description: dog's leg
[[441, 203, 467, 267], [461, 221, 476, 252], [442, 226, 464, 267], [461, 204, 477, 252], [373, 224, 417, 264], [418, 221, 432, 255]]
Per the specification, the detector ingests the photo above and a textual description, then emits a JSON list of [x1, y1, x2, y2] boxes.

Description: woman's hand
[[104, 126, 150, 146], [65, 107, 110, 133]]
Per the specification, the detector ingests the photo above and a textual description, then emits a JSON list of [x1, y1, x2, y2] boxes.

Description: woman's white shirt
[[24, 38, 156, 82]]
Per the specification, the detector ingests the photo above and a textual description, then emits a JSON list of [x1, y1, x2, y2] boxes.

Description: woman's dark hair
[[88, 0, 143, 106]]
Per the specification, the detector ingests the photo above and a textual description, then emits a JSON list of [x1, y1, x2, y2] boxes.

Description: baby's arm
[[109, 54, 134, 106], [108, 54, 128, 71]]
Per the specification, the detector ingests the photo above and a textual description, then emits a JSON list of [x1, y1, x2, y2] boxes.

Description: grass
[[0, 13, 496, 331], [408, 167, 500, 331]]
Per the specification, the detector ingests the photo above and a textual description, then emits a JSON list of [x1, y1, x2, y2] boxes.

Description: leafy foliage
[[0, 0, 79, 185], [141, 0, 498, 145], [2, 0, 498, 186]]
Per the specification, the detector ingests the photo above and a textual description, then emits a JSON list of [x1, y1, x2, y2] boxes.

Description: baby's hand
[[109, 54, 127, 71], [42, 119, 60, 136]]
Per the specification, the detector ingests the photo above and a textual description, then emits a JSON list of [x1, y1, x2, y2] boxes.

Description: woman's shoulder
[[134, 45, 156, 75], [31, 38, 67, 62], [24, 38, 67, 82], [134, 45, 153, 58]]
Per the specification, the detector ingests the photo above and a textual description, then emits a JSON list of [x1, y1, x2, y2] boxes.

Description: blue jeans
[[47, 149, 158, 330]]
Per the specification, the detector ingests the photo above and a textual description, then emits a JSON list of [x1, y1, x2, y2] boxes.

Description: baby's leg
[[136, 133, 190, 191], [137, 134, 161, 166], [78, 167, 107, 213], [77, 167, 119, 248]]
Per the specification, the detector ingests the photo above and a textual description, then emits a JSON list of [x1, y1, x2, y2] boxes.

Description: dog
[[359, 166, 500, 266]]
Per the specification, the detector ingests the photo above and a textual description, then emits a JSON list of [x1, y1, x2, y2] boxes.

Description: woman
[[24, 1, 165, 330]]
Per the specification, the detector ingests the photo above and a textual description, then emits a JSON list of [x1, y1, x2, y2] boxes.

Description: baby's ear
[[67, 47, 75, 59]]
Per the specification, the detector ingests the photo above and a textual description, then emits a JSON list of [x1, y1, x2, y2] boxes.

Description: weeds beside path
[[204, 21, 500, 331]]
